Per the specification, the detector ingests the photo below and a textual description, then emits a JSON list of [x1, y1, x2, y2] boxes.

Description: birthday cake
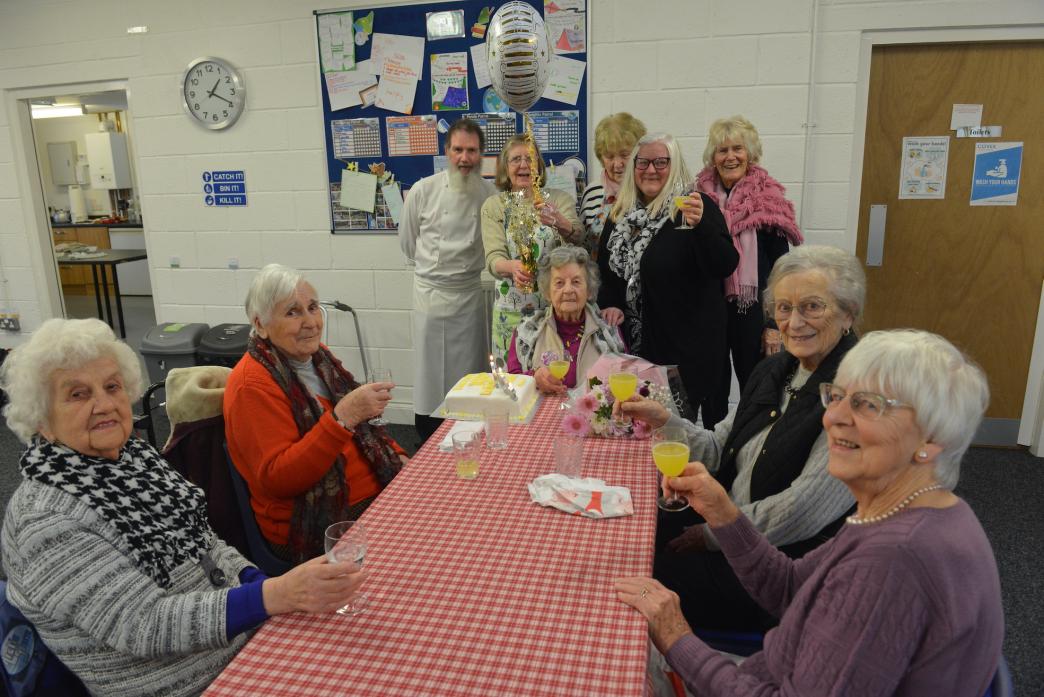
[[440, 373, 539, 421]]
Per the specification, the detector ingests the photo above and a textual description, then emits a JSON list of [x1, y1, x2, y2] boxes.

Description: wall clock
[[181, 57, 245, 130]]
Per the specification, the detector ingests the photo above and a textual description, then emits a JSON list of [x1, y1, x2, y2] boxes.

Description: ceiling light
[[31, 104, 86, 119]]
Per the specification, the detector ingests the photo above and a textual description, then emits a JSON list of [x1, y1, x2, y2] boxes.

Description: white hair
[[537, 245, 600, 301], [764, 245, 866, 325], [0, 318, 144, 443], [834, 329, 989, 489], [610, 132, 692, 222], [245, 263, 305, 334]]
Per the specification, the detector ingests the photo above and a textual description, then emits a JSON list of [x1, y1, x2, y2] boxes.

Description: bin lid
[[140, 322, 210, 355], [198, 323, 251, 357]]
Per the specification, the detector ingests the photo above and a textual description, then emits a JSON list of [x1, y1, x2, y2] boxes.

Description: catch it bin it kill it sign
[[970, 143, 1023, 206], [203, 171, 248, 206]]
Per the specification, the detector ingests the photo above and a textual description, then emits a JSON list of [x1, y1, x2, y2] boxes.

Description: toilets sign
[[970, 142, 1022, 206], [202, 171, 247, 206]]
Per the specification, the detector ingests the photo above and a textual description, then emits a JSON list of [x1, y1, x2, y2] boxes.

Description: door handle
[[866, 205, 886, 267]]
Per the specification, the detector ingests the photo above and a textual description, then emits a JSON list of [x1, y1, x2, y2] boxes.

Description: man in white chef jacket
[[399, 119, 495, 442]]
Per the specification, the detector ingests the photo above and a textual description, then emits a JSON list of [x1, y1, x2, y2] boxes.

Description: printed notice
[[386, 115, 439, 156], [970, 142, 1023, 206], [528, 110, 580, 152], [326, 70, 377, 111], [470, 43, 491, 88], [950, 104, 982, 130], [381, 181, 404, 225], [898, 136, 949, 200], [431, 52, 469, 111], [318, 12, 355, 72]]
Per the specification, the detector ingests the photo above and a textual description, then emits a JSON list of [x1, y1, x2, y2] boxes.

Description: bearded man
[[399, 119, 495, 442]]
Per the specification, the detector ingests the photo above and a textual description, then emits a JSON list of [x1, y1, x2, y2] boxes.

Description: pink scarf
[[601, 170, 621, 205], [695, 164, 803, 310]]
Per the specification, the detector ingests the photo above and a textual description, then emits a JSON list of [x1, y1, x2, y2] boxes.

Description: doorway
[[26, 87, 155, 348], [854, 40, 1044, 445]]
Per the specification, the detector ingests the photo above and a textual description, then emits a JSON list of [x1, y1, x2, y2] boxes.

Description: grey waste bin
[[197, 323, 251, 368], [140, 322, 209, 384]]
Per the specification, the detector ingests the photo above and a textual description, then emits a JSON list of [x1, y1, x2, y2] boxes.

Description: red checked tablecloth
[[205, 397, 659, 696]]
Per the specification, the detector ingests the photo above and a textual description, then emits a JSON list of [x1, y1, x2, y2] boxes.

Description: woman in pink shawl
[[696, 116, 804, 402]]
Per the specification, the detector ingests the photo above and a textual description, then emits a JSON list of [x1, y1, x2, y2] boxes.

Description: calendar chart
[[528, 111, 580, 153], [464, 113, 518, 154], [331, 118, 382, 159], [386, 115, 439, 156]]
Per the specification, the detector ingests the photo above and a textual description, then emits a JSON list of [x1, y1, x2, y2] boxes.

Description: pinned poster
[[371, 33, 425, 79], [325, 70, 377, 111], [381, 180, 404, 224], [375, 63, 418, 114], [544, 0, 586, 54], [950, 104, 982, 130], [970, 142, 1023, 206], [898, 136, 949, 200], [318, 12, 355, 72], [541, 55, 586, 106], [340, 169, 378, 212], [545, 165, 577, 201], [431, 52, 470, 111], [470, 43, 491, 89]]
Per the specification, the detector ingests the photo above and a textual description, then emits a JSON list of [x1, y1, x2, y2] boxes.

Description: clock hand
[[213, 93, 234, 107], [206, 79, 220, 99]]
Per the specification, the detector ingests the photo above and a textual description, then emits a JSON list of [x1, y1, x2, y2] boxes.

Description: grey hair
[[702, 115, 764, 167], [245, 263, 305, 334], [834, 329, 989, 489], [764, 245, 866, 326], [610, 132, 692, 222], [536, 245, 600, 301], [0, 318, 144, 443]]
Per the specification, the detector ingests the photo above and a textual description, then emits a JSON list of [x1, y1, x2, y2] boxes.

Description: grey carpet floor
[[0, 408, 1039, 695]]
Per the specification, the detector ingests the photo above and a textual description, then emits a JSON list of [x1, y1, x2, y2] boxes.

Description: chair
[[224, 443, 291, 577], [0, 580, 89, 697], [133, 380, 166, 447]]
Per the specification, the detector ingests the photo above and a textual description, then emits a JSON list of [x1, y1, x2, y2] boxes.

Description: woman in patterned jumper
[[0, 318, 366, 697], [617, 330, 1003, 697], [578, 112, 647, 261], [482, 135, 581, 362]]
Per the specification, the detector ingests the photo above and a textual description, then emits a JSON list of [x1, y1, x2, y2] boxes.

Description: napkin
[[438, 420, 484, 451], [527, 474, 633, 519]]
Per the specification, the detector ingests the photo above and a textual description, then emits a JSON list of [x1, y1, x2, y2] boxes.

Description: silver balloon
[[485, 2, 552, 113]]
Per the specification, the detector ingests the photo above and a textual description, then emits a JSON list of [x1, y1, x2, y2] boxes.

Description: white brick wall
[[1, 0, 1043, 426]]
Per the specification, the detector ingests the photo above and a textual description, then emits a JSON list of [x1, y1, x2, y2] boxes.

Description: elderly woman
[[616, 245, 862, 630], [697, 116, 804, 396], [224, 263, 408, 563], [506, 245, 625, 394], [0, 318, 365, 697], [482, 135, 581, 361], [597, 132, 738, 425], [578, 112, 647, 255], [617, 329, 1003, 697]]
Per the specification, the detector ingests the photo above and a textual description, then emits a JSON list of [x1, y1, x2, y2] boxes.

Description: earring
[[917, 450, 928, 459], [843, 327, 851, 336]]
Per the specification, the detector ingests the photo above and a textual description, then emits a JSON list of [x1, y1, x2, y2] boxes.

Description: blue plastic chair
[[0, 580, 89, 697], [223, 443, 292, 577]]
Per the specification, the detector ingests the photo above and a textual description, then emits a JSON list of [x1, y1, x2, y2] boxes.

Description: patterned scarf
[[606, 203, 671, 352], [696, 164, 803, 311], [513, 303, 624, 372], [19, 436, 212, 590], [247, 335, 402, 563]]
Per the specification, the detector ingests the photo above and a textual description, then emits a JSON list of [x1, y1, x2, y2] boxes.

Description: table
[[205, 397, 659, 696], [56, 249, 147, 338]]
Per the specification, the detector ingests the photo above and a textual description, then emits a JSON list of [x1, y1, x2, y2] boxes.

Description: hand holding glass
[[366, 369, 393, 426], [653, 426, 690, 511], [548, 351, 572, 381], [672, 182, 696, 230], [608, 372, 637, 402], [324, 521, 369, 615]]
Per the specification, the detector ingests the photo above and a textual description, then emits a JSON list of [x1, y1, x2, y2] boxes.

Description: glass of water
[[366, 369, 393, 426], [324, 520, 369, 615]]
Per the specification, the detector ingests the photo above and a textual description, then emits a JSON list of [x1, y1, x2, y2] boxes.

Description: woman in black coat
[[598, 132, 738, 427]]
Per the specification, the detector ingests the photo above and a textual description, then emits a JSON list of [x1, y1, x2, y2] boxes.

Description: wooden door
[[52, 227, 86, 292], [856, 41, 1044, 433]]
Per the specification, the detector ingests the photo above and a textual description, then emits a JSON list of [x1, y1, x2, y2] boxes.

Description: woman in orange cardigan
[[224, 264, 408, 562]]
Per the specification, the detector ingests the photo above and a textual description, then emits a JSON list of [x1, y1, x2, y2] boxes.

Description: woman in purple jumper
[[617, 329, 1003, 697]]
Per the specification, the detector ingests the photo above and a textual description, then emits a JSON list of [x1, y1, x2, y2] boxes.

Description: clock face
[[182, 57, 245, 130]]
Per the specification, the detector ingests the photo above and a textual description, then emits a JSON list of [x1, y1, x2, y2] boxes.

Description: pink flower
[[577, 392, 599, 413], [561, 411, 591, 437], [631, 419, 652, 440]]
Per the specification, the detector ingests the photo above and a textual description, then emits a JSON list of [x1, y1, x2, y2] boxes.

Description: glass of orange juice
[[548, 352, 571, 382], [653, 426, 690, 511], [608, 371, 638, 402], [672, 182, 695, 230], [452, 430, 482, 479]]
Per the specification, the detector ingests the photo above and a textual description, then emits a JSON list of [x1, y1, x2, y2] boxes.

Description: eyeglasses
[[819, 383, 913, 420], [772, 299, 829, 320], [508, 155, 530, 165], [634, 157, 671, 171]]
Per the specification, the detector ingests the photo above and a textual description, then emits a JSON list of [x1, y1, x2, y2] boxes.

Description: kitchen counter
[[51, 221, 144, 228]]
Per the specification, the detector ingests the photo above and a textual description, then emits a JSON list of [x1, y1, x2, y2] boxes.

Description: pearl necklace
[[845, 484, 945, 526]]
